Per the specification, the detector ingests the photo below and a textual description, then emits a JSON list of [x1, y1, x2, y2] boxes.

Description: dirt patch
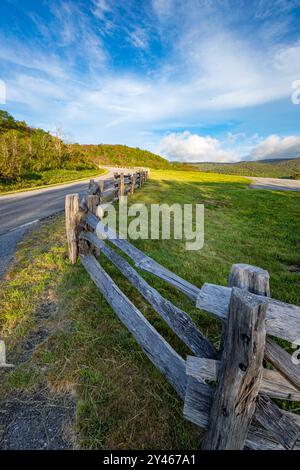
[[0, 289, 77, 449], [35, 299, 59, 320], [0, 391, 75, 450], [19, 327, 50, 363], [288, 265, 300, 273]]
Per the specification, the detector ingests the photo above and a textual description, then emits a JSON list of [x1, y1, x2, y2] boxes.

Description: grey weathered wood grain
[[225, 262, 300, 449], [81, 231, 216, 358], [98, 179, 104, 192], [196, 283, 230, 320], [80, 253, 187, 398], [201, 287, 267, 450], [130, 174, 135, 194], [88, 179, 99, 195], [229, 264, 270, 296], [183, 376, 213, 429], [85, 216, 201, 301], [265, 337, 300, 391], [184, 368, 300, 450], [87, 195, 98, 215], [246, 421, 300, 451], [183, 375, 300, 450], [137, 258, 201, 301], [255, 395, 300, 449], [197, 283, 300, 343], [186, 356, 300, 401]]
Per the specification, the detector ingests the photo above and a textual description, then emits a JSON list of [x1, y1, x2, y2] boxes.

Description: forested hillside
[[188, 158, 300, 179], [74, 144, 173, 169], [0, 110, 175, 189], [0, 110, 95, 182]]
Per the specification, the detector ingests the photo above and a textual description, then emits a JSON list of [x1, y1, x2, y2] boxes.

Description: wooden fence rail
[[65, 169, 300, 450]]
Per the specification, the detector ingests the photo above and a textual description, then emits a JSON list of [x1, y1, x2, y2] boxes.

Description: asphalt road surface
[[249, 177, 300, 192], [0, 167, 124, 277], [1, 171, 299, 278]]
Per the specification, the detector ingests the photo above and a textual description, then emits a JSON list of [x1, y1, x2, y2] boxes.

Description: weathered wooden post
[[0, 340, 14, 368], [65, 193, 80, 264], [98, 180, 104, 204], [229, 264, 270, 296], [96, 205, 105, 220], [114, 173, 119, 200], [120, 173, 125, 197], [139, 171, 142, 189], [219, 264, 270, 353], [89, 179, 99, 196], [202, 287, 268, 449], [130, 174, 135, 195], [87, 195, 98, 215], [229, 265, 300, 393], [225, 263, 300, 449], [87, 195, 100, 257]]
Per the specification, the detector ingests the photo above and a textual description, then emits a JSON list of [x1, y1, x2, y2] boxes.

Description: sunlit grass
[[0, 168, 106, 194], [0, 169, 299, 449]]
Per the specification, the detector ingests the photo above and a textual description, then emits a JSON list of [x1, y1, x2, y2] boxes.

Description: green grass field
[[0, 168, 106, 194], [1, 169, 299, 449]]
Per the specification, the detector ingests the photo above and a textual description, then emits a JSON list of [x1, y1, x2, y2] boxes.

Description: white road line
[[8, 219, 40, 233]]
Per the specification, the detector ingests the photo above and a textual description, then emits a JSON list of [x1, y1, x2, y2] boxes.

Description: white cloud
[[128, 27, 149, 49], [92, 0, 112, 20], [158, 131, 236, 162], [0, 40, 67, 79], [152, 0, 173, 18], [250, 135, 300, 160], [3, 0, 300, 155], [158, 131, 300, 163]]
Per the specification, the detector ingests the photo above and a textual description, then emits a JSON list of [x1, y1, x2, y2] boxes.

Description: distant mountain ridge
[[182, 157, 298, 165], [185, 157, 300, 178]]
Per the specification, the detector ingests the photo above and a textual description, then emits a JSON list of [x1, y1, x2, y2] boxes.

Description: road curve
[[0, 167, 127, 277], [249, 177, 300, 192]]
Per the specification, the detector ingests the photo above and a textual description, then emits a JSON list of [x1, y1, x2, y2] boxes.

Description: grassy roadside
[[0, 169, 299, 449], [0, 168, 107, 195]]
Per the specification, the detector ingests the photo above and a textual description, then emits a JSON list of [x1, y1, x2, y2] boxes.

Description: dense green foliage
[[77, 143, 174, 169], [0, 110, 183, 190], [188, 158, 300, 178], [0, 110, 95, 182]]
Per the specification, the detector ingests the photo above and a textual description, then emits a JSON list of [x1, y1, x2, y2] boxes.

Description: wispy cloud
[[128, 27, 149, 49], [92, 0, 112, 20], [1, 0, 300, 158]]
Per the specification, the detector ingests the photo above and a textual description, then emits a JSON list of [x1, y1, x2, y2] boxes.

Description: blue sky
[[1, 0, 300, 162]]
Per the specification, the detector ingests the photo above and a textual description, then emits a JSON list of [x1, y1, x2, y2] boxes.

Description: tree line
[[0, 110, 94, 181]]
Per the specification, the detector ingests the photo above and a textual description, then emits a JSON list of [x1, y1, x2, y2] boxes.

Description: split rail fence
[[65, 169, 300, 450]]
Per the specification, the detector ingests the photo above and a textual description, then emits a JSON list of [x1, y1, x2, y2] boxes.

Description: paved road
[[0, 167, 124, 277], [249, 177, 300, 192]]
